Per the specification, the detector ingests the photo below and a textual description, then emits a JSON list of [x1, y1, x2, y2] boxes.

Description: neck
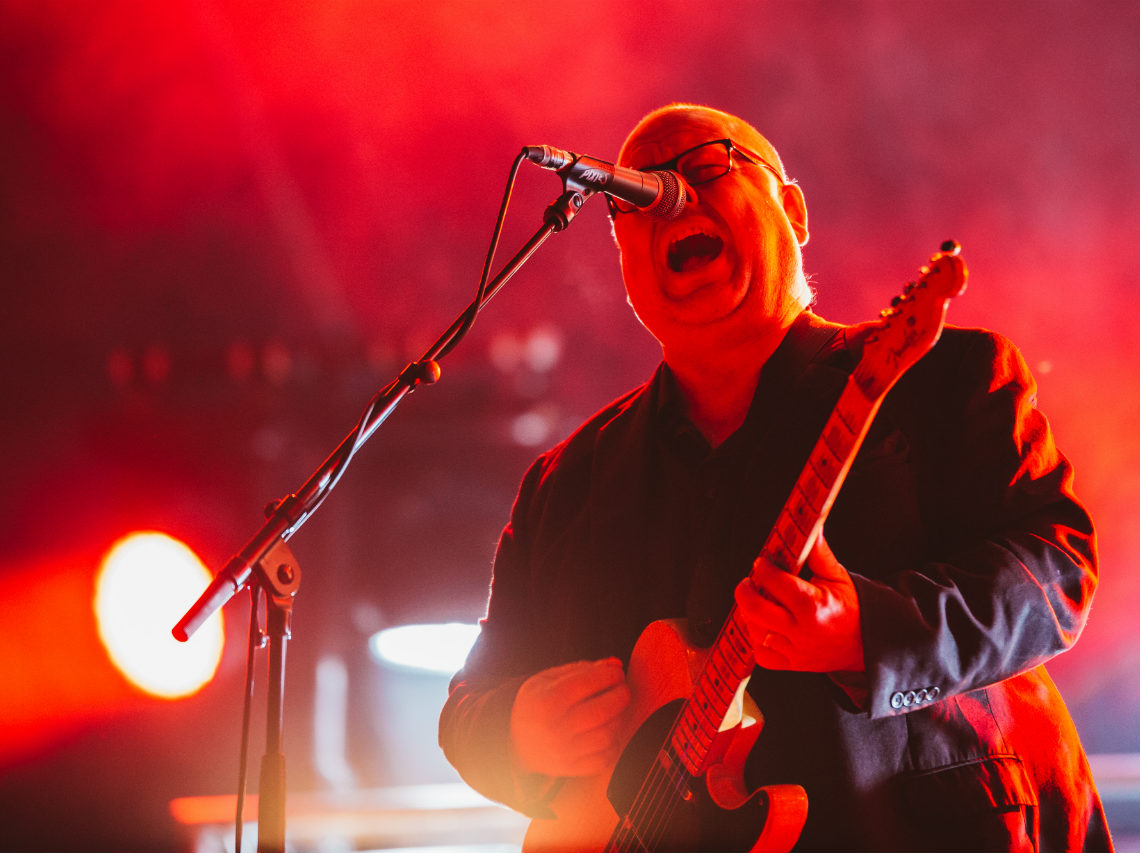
[[663, 312, 800, 446]]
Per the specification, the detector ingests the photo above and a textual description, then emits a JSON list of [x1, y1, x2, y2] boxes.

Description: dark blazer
[[440, 312, 1112, 851]]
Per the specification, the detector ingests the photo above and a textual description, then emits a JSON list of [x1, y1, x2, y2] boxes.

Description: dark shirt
[[439, 312, 1112, 851]]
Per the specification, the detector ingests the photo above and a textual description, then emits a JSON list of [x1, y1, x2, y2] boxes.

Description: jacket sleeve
[[852, 329, 1098, 718], [437, 453, 564, 816]]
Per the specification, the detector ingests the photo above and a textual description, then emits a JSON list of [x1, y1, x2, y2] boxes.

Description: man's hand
[[734, 533, 864, 673], [510, 657, 631, 778]]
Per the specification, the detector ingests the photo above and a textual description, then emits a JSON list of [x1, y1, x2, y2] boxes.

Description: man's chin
[[661, 283, 750, 329]]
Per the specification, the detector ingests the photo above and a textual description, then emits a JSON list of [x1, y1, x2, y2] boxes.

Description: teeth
[[669, 225, 717, 246]]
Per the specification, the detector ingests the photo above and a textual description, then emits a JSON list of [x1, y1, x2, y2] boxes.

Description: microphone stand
[[173, 178, 597, 853]]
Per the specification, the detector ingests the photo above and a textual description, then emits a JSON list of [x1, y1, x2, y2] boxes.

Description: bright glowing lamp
[[94, 532, 224, 698], [369, 623, 480, 674]]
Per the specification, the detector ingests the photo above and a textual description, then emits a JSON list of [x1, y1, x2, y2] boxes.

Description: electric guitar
[[522, 242, 969, 853]]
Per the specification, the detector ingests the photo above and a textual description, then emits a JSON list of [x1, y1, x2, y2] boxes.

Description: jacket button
[[929, 686, 940, 700], [916, 688, 929, 702], [903, 690, 917, 707], [890, 691, 904, 709]]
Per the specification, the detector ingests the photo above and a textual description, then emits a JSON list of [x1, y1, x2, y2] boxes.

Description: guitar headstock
[[853, 240, 969, 401]]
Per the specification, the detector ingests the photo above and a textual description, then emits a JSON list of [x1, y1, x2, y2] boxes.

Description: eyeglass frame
[[606, 138, 786, 218]]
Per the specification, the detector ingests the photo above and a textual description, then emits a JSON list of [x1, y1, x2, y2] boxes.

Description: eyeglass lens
[[608, 140, 734, 215]]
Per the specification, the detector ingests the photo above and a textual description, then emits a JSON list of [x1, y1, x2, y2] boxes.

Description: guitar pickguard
[[606, 699, 771, 852]]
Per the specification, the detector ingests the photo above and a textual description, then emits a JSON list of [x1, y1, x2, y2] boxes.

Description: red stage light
[[0, 530, 224, 765]]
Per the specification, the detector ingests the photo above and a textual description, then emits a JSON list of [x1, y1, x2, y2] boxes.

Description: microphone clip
[[544, 182, 598, 232], [521, 145, 599, 231]]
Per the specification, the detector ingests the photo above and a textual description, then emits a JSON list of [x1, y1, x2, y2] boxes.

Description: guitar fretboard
[[668, 378, 880, 775]]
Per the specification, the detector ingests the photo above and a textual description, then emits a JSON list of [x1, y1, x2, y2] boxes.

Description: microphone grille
[[644, 171, 686, 219]]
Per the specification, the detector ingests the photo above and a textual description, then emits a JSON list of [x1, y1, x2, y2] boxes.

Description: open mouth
[[667, 231, 724, 273]]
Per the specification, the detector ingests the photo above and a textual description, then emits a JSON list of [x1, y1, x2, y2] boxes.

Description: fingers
[[738, 535, 864, 674], [739, 558, 816, 626], [564, 673, 631, 732], [565, 722, 625, 776], [510, 658, 630, 778], [543, 657, 627, 711], [803, 532, 846, 582]]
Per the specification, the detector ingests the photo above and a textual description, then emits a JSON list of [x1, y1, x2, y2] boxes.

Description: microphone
[[523, 145, 686, 219]]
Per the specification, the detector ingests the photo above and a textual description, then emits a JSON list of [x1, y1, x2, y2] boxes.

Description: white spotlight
[[369, 623, 480, 675]]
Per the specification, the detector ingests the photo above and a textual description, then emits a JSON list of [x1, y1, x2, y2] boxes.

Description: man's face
[[612, 108, 808, 353]]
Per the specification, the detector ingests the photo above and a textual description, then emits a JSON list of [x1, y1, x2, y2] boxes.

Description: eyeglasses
[[606, 138, 785, 217]]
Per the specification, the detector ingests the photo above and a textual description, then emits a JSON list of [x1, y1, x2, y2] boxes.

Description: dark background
[[1, 1, 1137, 850]]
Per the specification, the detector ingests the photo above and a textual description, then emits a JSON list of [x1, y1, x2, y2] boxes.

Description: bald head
[[618, 103, 787, 182]]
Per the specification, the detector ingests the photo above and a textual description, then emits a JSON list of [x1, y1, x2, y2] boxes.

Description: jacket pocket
[[899, 755, 1039, 852]]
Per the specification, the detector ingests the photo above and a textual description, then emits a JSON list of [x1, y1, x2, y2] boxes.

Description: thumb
[[805, 532, 847, 582]]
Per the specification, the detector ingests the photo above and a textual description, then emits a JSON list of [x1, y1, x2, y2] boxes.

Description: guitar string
[[607, 718, 676, 850], [623, 679, 719, 848], [610, 616, 755, 851], [610, 752, 685, 851], [607, 690, 696, 850]]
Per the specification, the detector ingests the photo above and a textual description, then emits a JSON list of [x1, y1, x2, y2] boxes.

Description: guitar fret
[[691, 687, 722, 727], [786, 502, 814, 538], [773, 519, 806, 565], [710, 663, 745, 700], [820, 425, 848, 469], [791, 499, 810, 529], [797, 475, 825, 514], [808, 450, 838, 491], [725, 646, 751, 679], [674, 719, 696, 752], [724, 621, 751, 661], [680, 704, 707, 733], [838, 382, 876, 430], [679, 716, 713, 749], [670, 723, 701, 772], [835, 399, 862, 435], [674, 722, 699, 760], [710, 651, 744, 688], [697, 670, 725, 702]]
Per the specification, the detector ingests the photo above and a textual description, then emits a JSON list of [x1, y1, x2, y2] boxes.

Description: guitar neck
[[756, 378, 881, 574], [669, 376, 882, 775]]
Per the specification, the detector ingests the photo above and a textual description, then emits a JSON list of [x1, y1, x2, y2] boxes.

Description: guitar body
[[522, 619, 808, 853]]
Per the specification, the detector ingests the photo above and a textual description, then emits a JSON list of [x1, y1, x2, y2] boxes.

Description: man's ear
[[781, 182, 810, 247]]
